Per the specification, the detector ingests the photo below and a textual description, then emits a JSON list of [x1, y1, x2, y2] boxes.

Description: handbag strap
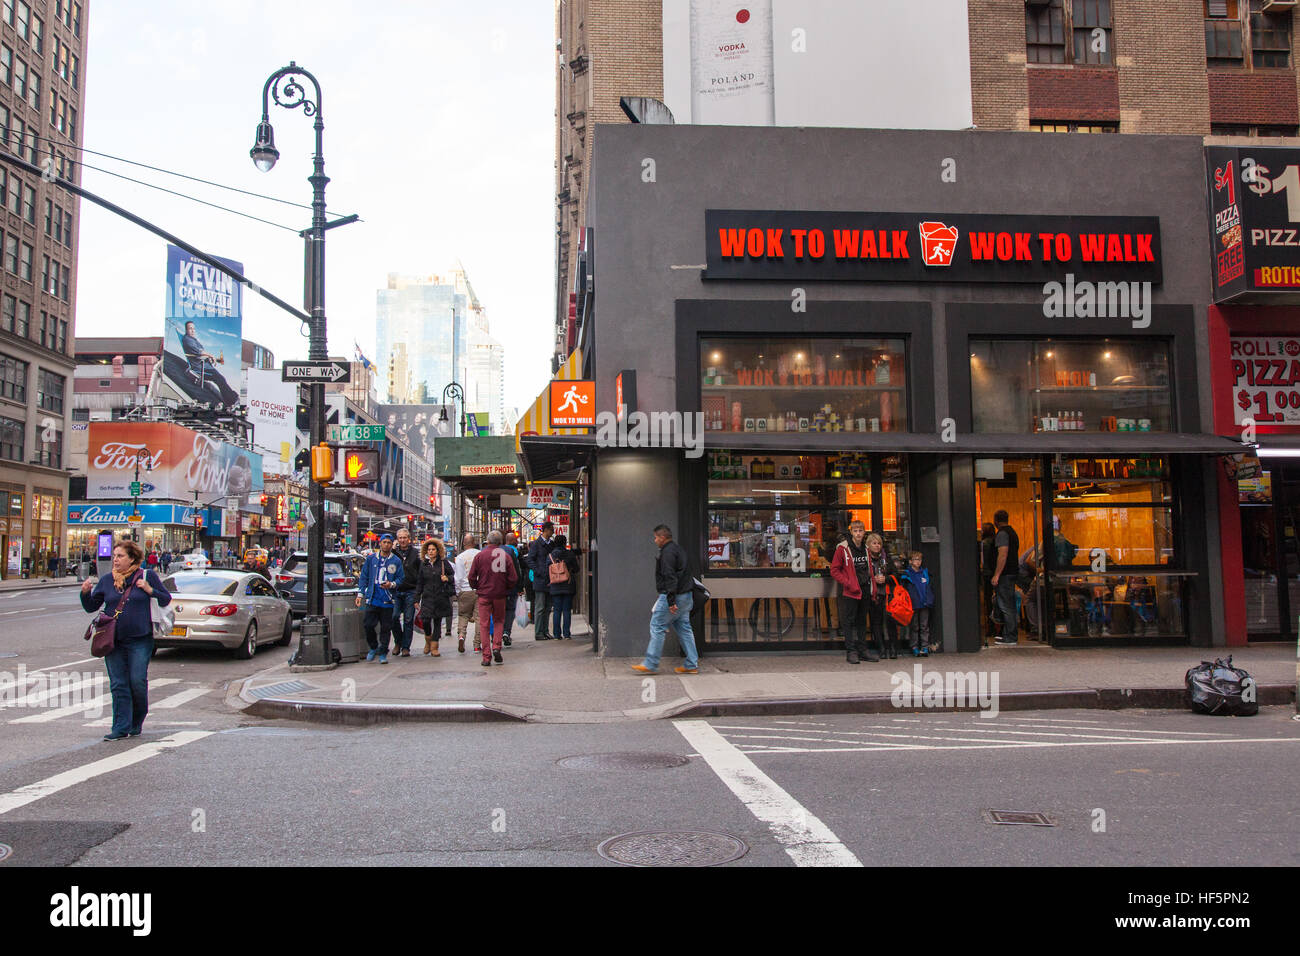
[[112, 570, 143, 620]]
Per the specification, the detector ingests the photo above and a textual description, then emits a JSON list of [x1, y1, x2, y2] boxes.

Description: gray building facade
[[566, 124, 1234, 660]]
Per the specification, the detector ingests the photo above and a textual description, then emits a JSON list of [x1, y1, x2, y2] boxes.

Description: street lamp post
[[251, 62, 331, 627], [441, 381, 465, 436]]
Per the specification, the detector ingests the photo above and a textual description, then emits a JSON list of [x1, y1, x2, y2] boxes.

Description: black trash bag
[[1185, 656, 1259, 716]]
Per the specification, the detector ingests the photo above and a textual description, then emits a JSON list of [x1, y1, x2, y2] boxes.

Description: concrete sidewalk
[[233, 613, 1299, 724], [0, 576, 82, 591]]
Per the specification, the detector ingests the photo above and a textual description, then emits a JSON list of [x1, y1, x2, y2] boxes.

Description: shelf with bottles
[[1049, 456, 1169, 481], [703, 396, 905, 434], [707, 451, 875, 482], [1029, 408, 1172, 433]]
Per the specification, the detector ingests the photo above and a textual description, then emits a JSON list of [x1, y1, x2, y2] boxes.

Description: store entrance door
[[1240, 458, 1300, 640], [975, 459, 1045, 645]]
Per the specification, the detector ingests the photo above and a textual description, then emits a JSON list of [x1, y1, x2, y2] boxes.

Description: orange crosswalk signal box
[[311, 444, 334, 483]]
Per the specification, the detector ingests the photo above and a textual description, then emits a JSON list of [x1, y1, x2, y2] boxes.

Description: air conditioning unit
[[1263, 0, 1297, 10]]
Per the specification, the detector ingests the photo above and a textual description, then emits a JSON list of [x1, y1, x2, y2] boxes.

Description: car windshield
[[282, 555, 353, 576], [164, 573, 239, 596]]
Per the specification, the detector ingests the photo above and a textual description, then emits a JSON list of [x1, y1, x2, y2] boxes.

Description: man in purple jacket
[[467, 530, 519, 666]]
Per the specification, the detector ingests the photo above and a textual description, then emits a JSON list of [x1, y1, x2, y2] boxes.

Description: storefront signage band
[[65, 504, 217, 526], [460, 464, 517, 476], [1206, 146, 1300, 299], [704, 210, 1162, 284]]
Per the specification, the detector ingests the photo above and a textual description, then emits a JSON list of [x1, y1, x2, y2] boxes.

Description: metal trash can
[[294, 615, 333, 667], [324, 589, 366, 663]]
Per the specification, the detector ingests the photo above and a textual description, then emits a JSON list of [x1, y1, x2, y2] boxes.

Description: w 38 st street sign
[[282, 360, 350, 383]]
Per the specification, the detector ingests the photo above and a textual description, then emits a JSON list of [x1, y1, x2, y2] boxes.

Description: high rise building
[[375, 273, 466, 405], [0, 0, 88, 577]]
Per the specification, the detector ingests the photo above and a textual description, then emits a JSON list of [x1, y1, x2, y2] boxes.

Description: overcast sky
[[75, 0, 556, 418]]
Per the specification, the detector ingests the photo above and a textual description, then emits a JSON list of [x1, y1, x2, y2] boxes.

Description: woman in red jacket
[[830, 520, 881, 664]]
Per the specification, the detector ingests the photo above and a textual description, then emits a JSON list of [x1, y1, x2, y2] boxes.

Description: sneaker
[[847, 649, 860, 665], [865, 648, 880, 662], [994, 638, 1018, 645], [102, 732, 128, 741], [912, 646, 920, 657], [631, 664, 657, 675], [378, 654, 388, 664], [365, 650, 377, 662], [503, 636, 512, 646], [919, 647, 930, 657], [674, 666, 698, 674], [481, 659, 492, 667], [493, 650, 503, 664], [458, 639, 465, 653]]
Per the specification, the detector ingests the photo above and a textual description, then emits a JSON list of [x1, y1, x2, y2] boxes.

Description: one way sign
[[281, 360, 351, 383]]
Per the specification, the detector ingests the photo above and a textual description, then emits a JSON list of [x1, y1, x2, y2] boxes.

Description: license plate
[[170, 626, 187, 637]]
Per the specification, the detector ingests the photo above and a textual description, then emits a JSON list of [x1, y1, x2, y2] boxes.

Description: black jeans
[[363, 605, 394, 653], [996, 577, 1019, 643], [534, 590, 553, 637], [868, 598, 889, 652], [838, 595, 868, 654], [504, 591, 519, 637]]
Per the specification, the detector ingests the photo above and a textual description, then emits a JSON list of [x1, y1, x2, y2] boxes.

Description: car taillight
[[329, 576, 355, 585], [275, 574, 294, 583], [200, 604, 239, 617]]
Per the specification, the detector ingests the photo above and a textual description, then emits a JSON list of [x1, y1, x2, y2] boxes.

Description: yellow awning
[[515, 348, 587, 454]]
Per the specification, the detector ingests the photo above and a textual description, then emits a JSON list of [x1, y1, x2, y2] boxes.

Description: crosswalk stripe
[[151, 687, 211, 709], [0, 731, 213, 816], [8, 679, 181, 724], [0, 676, 103, 709]]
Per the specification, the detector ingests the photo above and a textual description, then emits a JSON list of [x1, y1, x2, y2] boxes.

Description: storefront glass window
[[701, 337, 907, 434], [1050, 456, 1174, 567], [971, 338, 1172, 433]]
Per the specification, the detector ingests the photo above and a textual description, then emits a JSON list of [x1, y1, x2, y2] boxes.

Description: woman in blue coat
[[80, 538, 171, 741]]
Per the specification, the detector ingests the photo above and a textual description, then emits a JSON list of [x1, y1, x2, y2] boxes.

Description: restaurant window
[[1046, 455, 1188, 638], [1027, 0, 1112, 66], [970, 338, 1172, 434], [0, 415, 23, 462], [700, 336, 907, 435], [0, 353, 26, 402]]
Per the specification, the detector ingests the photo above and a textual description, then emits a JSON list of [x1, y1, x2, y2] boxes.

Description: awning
[[514, 348, 591, 454], [518, 434, 596, 482], [432, 435, 525, 499]]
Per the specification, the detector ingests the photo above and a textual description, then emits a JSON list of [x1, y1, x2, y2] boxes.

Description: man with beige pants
[[453, 533, 480, 653]]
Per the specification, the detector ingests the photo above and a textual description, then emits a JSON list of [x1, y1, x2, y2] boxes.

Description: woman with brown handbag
[[80, 538, 171, 741]]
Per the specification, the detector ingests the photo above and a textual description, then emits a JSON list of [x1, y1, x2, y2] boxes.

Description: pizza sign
[[1231, 336, 1300, 424]]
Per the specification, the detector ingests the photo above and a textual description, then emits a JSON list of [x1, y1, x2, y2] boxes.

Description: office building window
[[0, 415, 23, 462], [40, 254, 48, 294], [27, 72, 37, 112], [59, 263, 67, 301], [1, 2, 10, 27], [63, 211, 72, 247], [5, 174, 17, 216], [42, 198, 50, 236], [3, 236, 16, 276], [19, 242, 32, 282], [15, 2, 28, 44], [0, 353, 26, 402], [1029, 121, 1119, 133], [1027, 0, 1112, 66], [21, 183, 33, 224], [15, 300, 28, 335], [70, 52, 78, 90], [1251, 0, 1292, 67], [0, 105, 8, 152], [56, 319, 65, 352], [1206, 1, 1245, 63], [12, 57, 25, 100], [35, 309, 43, 346], [1027, 0, 1067, 64], [0, 45, 8, 88], [10, 117, 22, 157], [0, 295, 12, 332], [1072, 0, 1113, 66], [28, 13, 40, 55], [0, 170, 6, 210], [36, 368, 63, 413]]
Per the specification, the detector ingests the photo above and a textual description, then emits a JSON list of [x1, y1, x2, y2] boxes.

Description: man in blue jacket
[[526, 522, 555, 640], [355, 534, 405, 663]]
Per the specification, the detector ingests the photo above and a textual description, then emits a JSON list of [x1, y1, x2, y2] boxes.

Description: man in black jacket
[[390, 527, 422, 657], [632, 524, 699, 675], [526, 522, 555, 640]]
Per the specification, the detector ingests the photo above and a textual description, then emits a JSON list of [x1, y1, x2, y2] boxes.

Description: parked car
[[179, 551, 211, 571], [274, 551, 362, 618], [157, 569, 293, 658]]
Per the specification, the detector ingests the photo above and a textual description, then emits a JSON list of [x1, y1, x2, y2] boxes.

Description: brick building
[[0, 0, 87, 578], [554, 0, 1300, 362]]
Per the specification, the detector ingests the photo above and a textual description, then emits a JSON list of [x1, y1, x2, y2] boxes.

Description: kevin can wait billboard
[[162, 244, 244, 408], [86, 421, 264, 501]]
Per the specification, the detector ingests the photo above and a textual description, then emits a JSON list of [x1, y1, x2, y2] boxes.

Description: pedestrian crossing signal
[[339, 447, 380, 486], [311, 444, 334, 483]]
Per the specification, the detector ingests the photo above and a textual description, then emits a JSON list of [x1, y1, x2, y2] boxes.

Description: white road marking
[[8, 679, 181, 724], [0, 675, 103, 709], [0, 607, 45, 615], [674, 719, 861, 867], [151, 687, 211, 709], [83, 719, 203, 727], [726, 737, 1300, 756], [26, 657, 99, 674], [0, 731, 213, 816], [973, 720, 1237, 737]]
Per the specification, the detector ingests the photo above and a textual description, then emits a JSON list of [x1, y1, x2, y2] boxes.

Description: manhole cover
[[0, 843, 11, 862], [985, 810, 1055, 827], [557, 752, 690, 770], [397, 671, 487, 681], [598, 830, 748, 867]]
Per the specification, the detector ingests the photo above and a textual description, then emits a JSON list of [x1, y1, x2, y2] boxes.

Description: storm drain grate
[[985, 810, 1055, 827], [598, 830, 748, 867], [246, 680, 313, 700], [0, 843, 11, 862], [557, 752, 690, 771]]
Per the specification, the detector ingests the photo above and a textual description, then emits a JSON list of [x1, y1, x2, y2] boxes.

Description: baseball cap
[[379, 534, 394, 541]]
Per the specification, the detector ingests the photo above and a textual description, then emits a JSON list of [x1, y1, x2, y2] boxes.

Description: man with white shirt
[[453, 533, 480, 654]]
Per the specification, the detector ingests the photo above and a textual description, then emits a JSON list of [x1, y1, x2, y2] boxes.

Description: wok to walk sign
[[550, 381, 596, 427]]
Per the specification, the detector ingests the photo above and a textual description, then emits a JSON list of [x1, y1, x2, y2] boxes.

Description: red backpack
[[886, 575, 914, 626]]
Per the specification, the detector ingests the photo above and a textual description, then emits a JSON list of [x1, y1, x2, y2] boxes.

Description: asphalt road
[[0, 623, 1296, 870]]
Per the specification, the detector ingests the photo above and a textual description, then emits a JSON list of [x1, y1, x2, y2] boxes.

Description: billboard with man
[[161, 244, 244, 408]]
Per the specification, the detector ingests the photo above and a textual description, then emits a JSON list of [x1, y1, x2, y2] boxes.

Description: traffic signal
[[259, 494, 269, 507], [338, 447, 380, 486], [311, 444, 334, 483], [428, 494, 436, 508]]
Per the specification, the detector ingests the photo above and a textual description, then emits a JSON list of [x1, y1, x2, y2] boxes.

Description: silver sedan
[[158, 569, 293, 659]]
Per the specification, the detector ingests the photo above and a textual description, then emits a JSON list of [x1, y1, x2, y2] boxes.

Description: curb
[[231, 682, 1296, 724], [0, 580, 83, 591]]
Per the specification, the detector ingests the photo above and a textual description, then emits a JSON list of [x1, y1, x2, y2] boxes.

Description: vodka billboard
[[689, 0, 775, 126]]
